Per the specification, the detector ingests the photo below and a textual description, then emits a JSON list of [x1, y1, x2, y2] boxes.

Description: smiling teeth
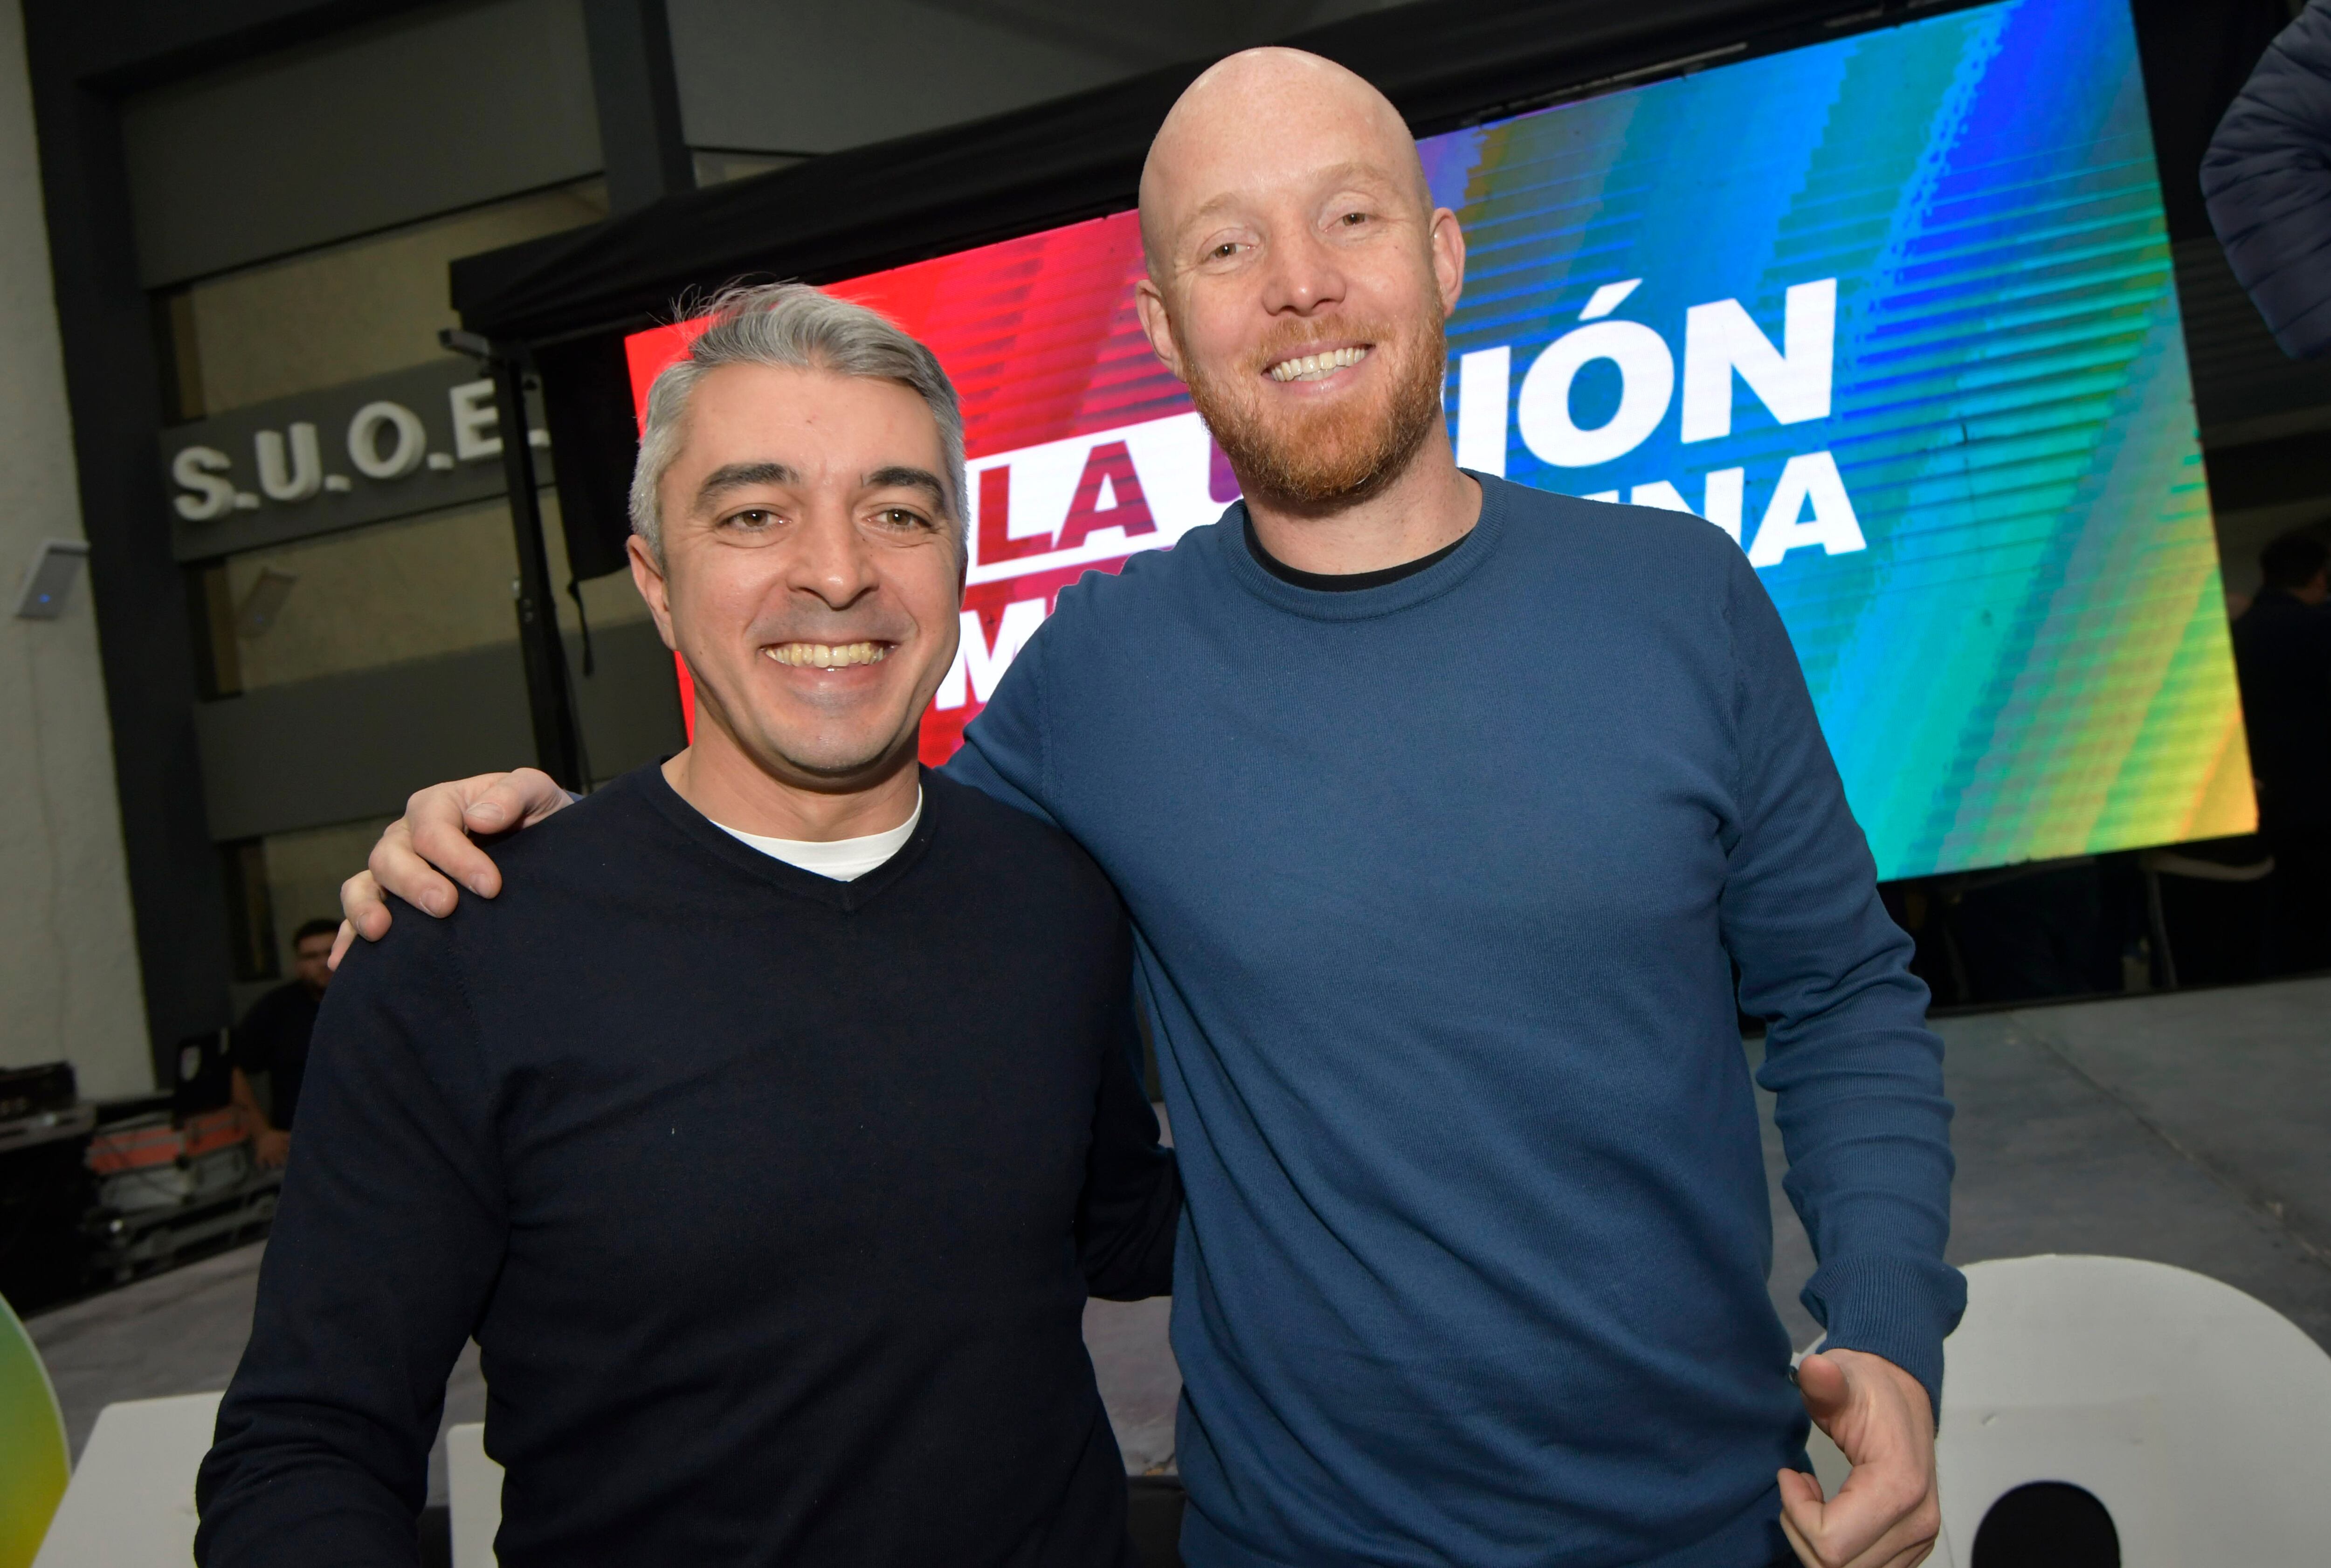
[[766, 641, 888, 668], [1269, 346, 1370, 382]]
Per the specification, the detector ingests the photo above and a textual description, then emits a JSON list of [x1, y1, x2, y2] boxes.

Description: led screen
[[628, 0, 2252, 880]]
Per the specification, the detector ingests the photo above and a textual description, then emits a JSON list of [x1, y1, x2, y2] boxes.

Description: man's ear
[[1430, 207, 1467, 318], [629, 533, 677, 651], [1134, 276, 1190, 384]]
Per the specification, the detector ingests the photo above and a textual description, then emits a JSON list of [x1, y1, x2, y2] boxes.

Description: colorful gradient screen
[[627, 0, 2252, 880]]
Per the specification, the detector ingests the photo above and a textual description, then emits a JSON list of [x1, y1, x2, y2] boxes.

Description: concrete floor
[[24, 976, 2331, 1506], [1923, 975, 2327, 1348]]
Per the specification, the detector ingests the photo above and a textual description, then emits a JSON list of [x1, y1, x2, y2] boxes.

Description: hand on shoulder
[[333, 768, 575, 964]]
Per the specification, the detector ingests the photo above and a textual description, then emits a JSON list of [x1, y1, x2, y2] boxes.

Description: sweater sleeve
[[1074, 917, 1180, 1301], [1717, 553, 1965, 1415], [2202, 0, 2331, 361], [196, 905, 506, 1567]]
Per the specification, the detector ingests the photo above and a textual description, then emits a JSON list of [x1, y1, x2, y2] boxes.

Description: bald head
[[1128, 47, 1465, 519], [1140, 48, 1431, 275]]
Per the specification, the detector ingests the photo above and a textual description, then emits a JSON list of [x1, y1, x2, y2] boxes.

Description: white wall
[[0, 4, 153, 1096]]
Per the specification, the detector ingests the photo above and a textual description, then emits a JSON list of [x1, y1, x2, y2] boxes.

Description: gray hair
[[628, 282, 966, 560]]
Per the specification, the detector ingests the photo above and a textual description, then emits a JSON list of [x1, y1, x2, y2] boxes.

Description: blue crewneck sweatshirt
[[947, 475, 1961, 1568]]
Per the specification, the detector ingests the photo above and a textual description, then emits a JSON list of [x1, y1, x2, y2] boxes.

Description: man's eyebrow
[[865, 466, 952, 512], [1179, 163, 1405, 242], [693, 461, 798, 512], [1307, 161, 1407, 202], [1184, 190, 1250, 231]]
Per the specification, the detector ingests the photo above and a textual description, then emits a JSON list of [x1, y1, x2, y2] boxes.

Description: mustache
[[747, 611, 918, 647], [1240, 318, 1397, 374]]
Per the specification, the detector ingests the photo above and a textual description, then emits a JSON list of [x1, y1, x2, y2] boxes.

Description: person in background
[[2232, 531, 2331, 971], [2205, 0, 2331, 362], [228, 917, 337, 1169]]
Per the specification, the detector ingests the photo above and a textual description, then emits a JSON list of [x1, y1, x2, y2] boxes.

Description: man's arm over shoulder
[[197, 907, 506, 1566], [1717, 553, 1963, 1407]]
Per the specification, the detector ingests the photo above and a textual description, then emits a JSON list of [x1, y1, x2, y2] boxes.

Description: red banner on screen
[[624, 211, 1228, 763]]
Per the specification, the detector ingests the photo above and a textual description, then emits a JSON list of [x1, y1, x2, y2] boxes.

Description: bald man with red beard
[[347, 49, 1959, 1568]]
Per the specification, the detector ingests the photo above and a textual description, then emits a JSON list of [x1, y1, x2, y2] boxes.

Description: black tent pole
[[448, 330, 587, 791]]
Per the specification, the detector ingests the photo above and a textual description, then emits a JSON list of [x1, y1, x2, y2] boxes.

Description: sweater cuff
[[1799, 1255, 1968, 1420]]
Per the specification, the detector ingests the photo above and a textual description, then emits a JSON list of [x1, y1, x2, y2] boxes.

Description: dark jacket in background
[[2204, 0, 2331, 360], [2233, 588, 2331, 830]]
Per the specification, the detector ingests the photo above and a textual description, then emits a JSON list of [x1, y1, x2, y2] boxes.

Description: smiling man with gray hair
[[195, 283, 1179, 1568]]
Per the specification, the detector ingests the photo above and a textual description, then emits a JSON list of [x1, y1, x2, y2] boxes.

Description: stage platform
[[22, 976, 2329, 1505]]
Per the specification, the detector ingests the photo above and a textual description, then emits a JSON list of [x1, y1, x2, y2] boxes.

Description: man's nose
[[787, 506, 881, 609], [1260, 226, 1347, 316]]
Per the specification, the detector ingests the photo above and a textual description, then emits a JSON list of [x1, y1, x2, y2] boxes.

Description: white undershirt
[[714, 789, 923, 882]]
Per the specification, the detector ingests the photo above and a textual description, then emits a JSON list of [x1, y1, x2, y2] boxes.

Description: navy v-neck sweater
[[196, 765, 1179, 1568], [947, 475, 1962, 1568]]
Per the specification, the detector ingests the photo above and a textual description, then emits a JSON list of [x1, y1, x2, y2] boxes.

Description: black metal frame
[[489, 346, 590, 791], [449, 0, 1987, 347]]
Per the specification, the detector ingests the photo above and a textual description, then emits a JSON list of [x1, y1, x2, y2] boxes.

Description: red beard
[[1182, 311, 1448, 512]]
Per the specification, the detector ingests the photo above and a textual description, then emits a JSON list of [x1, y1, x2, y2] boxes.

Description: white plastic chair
[[446, 1421, 504, 1568], [31, 1391, 221, 1567], [1932, 1255, 2331, 1565]]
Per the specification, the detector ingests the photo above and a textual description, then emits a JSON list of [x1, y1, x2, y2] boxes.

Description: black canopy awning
[[460, 0, 1881, 578], [448, 0, 1868, 347]]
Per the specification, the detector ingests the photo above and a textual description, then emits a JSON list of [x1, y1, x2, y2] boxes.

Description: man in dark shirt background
[[2232, 531, 2331, 971], [229, 916, 335, 1168]]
